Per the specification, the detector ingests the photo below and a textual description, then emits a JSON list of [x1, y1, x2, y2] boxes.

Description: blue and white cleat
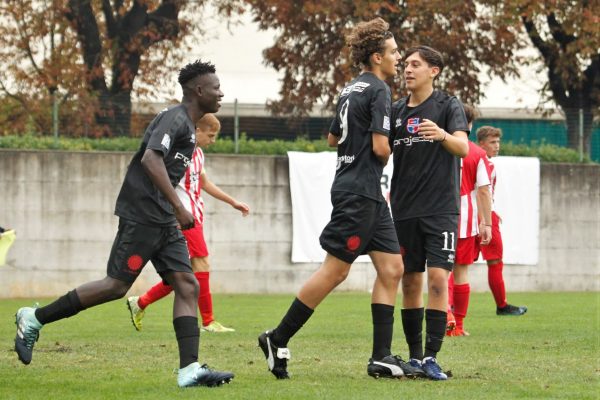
[[177, 362, 234, 388], [14, 306, 43, 365], [422, 357, 448, 380]]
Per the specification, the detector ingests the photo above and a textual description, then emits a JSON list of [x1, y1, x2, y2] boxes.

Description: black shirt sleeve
[[446, 98, 470, 136], [146, 110, 186, 157], [369, 84, 391, 137]]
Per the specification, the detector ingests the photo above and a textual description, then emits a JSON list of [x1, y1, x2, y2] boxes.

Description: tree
[[0, 0, 209, 137], [485, 0, 599, 155], [241, 0, 598, 155], [0, 0, 92, 136], [240, 1, 521, 116], [64, 0, 197, 136]]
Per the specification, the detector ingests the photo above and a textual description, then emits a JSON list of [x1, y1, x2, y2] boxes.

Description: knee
[[174, 273, 199, 298], [332, 268, 350, 285], [428, 278, 448, 298], [103, 278, 130, 300], [379, 262, 404, 284]]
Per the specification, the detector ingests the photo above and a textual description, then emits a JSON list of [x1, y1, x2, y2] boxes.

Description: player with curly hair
[[257, 17, 419, 381]]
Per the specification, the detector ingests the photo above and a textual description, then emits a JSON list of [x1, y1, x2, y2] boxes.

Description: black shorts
[[319, 192, 400, 264], [394, 215, 458, 273], [107, 219, 192, 283]]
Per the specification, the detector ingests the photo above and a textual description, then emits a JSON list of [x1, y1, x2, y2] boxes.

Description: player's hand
[[478, 223, 492, 246], [174, 205, 195, 230], [233, 201, 250, 217], [418, 119, 446, 142]]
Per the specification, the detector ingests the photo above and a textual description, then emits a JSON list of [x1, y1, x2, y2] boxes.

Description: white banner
[[288, 151, 539, 265]]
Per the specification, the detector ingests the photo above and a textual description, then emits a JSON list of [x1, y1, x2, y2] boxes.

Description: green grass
[[0, 292, 598, 399]]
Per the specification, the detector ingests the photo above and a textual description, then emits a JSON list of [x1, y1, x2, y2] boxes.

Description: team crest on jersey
[[407, 118, 420, 134]]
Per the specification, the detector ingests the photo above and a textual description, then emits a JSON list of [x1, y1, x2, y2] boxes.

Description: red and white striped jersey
[[176, 147, 205, 224], [458, 141, 491, 238], [487, 156, 497, 210]]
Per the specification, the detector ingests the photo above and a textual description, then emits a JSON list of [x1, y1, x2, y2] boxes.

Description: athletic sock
[[447, 272, 455, 312], [371, 303, 394, 360], [488, 262, 507, 308], [35, 290, 85, 325], [195, 272, 214, 326], [401, 308, 424, 360], [138, 281, 173, 309], [173, 316, 199, 368], [453, 283, 470, 330], [272, 297, 314, 347], [424, 309, 447, 359]]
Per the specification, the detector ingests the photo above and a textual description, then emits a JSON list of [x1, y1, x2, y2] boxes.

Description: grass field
[[0, 292, 598, 399]]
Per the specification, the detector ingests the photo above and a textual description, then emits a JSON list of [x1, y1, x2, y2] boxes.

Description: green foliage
[[0, 134, 593, 163], [0, 292, 598, 399], [500, 141, 592, 163]]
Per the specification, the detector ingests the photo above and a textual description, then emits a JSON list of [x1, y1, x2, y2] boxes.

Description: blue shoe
[[177, 362, 234, 388], [14, 306, 43, 365], [422, 357, 448, 380], [407, 358, 427, 378]]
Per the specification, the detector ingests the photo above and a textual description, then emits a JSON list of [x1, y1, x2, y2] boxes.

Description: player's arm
[[141, 149, 195, 229], [476, 184, 493, 245], [372, 132, 391, 165], [418, 119, 468, 157], [200, 171, 250, 216], [327, 133, 339, 147]]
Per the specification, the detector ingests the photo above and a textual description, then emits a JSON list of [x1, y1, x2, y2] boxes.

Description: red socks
[[195, 272, 214, 327], [138, 281, 173, 309], [488, 262, 507, 308], [453, 283, 470, 330]]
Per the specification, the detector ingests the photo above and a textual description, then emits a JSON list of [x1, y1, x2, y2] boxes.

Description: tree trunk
[[564, 107, 594, 158], [95, 91, 132, 136]]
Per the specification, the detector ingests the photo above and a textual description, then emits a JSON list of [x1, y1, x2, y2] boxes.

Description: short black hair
[[178, 60, 216, 86], [405, 45, 444, 77]]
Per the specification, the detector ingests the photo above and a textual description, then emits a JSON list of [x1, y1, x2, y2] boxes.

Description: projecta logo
[[407, 117, 420, 134], [174, 152, 192, 168]]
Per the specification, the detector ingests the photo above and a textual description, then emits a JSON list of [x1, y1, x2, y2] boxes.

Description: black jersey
[[115, 104, 196, 226], [389, 90, 469, 220], [329, 72, 392, 202]]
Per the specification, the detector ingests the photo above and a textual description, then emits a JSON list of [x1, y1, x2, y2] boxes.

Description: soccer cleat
[[446, 310, 456, 335], [0, 229, 16, 266], [422, 357, 448, 380], [201, 321, 235, 333], [14, 306, 43, 365], [126, 296, 145, 331], [367, 355, 409, 379], [446, 327, 470, 337], [177, 362, 234, 388], [497, 304, 527, 316], [258, 330, 290, 379], [407, 358, 427, 378]]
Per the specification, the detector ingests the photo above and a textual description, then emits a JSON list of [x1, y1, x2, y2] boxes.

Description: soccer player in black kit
[[390, 46, 469, 380], [13, 60, 234, 388], [258, 18, 421, 381]]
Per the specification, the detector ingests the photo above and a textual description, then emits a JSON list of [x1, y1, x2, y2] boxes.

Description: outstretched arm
[[201, 171, 250, 216]]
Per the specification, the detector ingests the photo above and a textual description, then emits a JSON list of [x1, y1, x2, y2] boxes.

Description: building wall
[[0, 150, 598, 298]]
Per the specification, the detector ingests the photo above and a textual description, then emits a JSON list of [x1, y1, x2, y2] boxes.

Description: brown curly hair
[[346, 18, 394, 68]]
